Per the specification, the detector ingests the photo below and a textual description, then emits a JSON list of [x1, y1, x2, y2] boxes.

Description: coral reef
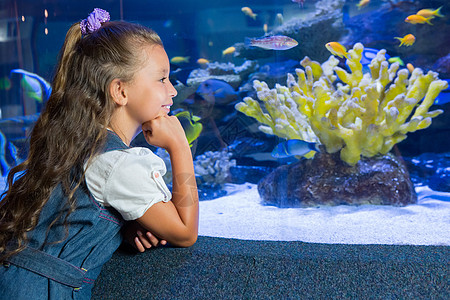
[[193, 149, 236, 186], [235, 43, 448, 165], [155, 148, 237, 187]]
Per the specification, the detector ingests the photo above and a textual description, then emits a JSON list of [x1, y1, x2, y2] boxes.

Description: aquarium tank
[[0, 0, 449, 245]]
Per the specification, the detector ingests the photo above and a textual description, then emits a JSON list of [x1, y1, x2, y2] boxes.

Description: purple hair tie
[[80, 8, 110, 35]]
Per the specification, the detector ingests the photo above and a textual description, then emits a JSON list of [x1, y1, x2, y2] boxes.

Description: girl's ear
[[109, 78, 127, 106]]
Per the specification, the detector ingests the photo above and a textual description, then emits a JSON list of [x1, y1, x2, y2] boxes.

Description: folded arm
[[138, 116, 199, 247]]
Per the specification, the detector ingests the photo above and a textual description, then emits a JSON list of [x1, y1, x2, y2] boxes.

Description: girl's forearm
[[167, 144, 199, 239]]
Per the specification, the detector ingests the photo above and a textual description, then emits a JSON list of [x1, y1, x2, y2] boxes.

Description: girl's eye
[[160, 77, 167, 83]]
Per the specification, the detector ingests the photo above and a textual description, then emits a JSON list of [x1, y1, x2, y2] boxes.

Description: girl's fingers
[[137, 230, 152, 249], [146, 232, 160, 247], [134, 237, 145, 253]]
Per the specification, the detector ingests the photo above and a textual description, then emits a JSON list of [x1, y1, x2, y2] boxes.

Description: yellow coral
[[235, 43, 447, 165]]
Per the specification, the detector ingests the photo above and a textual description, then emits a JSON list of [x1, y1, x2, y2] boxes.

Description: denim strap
[[7, 246, 86, 288], [103, 130, 130, 152]]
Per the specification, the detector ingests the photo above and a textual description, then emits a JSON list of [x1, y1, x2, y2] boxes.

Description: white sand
[[198, 183, 450, 245], [2, 178, 449, 245]]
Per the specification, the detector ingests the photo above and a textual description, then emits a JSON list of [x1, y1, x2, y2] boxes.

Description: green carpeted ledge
[[92, 236, 449, 299]]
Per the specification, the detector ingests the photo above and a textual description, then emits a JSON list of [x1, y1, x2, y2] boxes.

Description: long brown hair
[[0, 20, 162, 262]]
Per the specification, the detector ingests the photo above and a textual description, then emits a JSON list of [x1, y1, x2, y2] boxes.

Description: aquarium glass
[[1, 0, 449, 245]]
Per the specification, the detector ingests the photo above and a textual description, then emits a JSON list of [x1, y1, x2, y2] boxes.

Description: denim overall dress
[[0, 132, 129, 299]]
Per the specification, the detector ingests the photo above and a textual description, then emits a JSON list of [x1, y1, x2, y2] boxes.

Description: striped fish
[[245, 35, 298, 50]]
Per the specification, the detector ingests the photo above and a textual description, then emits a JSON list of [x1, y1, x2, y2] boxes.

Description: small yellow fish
[[405, 14, 433, 25], [325, 42, 349, 59], [417, 6, 444, 18], [197, 58, 209, 65], [175, 111, 203, 147], [357, 0, 370, 10], [406, 63, 414, 73], [388, 57, 405, 66], [241, 7, 257, 20], [395, 34, 416, 47], [222, 46, 236, 56], [263, 23, 268, 34], [170, 56, 190, 64]]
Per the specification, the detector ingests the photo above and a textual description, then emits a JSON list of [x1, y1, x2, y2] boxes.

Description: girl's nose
[[169, 81, 178, 98]]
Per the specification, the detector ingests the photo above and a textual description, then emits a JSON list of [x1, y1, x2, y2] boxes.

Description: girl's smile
[[162, 104, 172, 114]]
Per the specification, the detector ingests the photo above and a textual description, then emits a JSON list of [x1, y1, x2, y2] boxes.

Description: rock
[[258, 151, 417, 207]]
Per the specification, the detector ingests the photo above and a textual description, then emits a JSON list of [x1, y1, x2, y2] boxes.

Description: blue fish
[[359, 48, 391, 65], [10, 69, 52, 103], [196, 79, 237, 105], [347, 48, 392, 74], [271, 139, 320, 158]]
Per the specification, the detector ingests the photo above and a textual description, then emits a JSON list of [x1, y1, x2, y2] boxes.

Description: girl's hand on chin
[[142, 115, 188, 151]]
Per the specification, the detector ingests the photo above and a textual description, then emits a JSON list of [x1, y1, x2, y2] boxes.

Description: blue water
[[1, 0, 449, 206]]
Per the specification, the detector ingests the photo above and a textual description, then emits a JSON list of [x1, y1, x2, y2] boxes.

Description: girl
[[0, 8, 198, 299]]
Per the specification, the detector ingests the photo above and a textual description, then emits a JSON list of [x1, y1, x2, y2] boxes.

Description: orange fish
[[407, 63, 414, 73], [417, 7, 444, 18], [405, 14, 433, 25], [241, 7, 257, 20], [197, 58, 209, 65], [325, 42, 349, 59], [222, 46, 236, 56], [395, 34, 416, 47], [170, 56, 190, 64]]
